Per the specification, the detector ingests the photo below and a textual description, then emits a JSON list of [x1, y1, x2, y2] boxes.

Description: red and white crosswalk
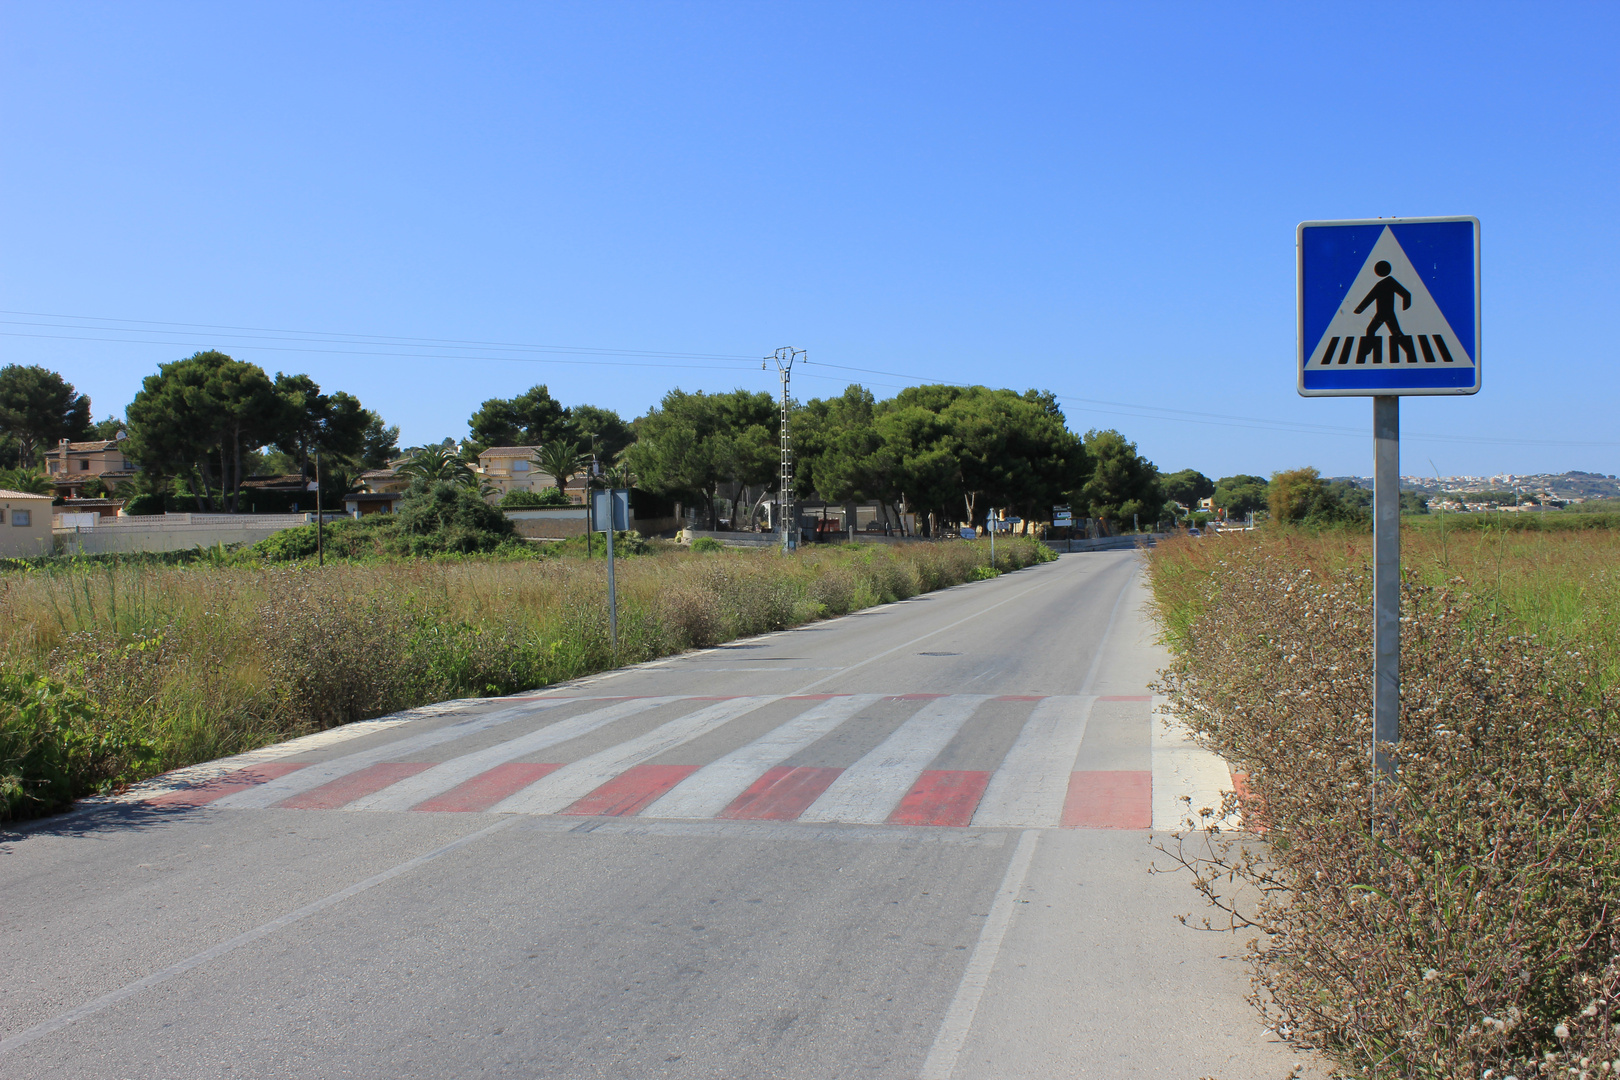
[[125, 693, 1227, 830]]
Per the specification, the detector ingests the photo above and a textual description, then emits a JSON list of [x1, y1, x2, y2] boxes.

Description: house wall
[[0, 495, 56, 557], [46, 447, 134, 477]]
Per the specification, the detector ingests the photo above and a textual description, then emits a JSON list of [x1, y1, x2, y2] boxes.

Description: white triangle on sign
[[1307, 227, 1473, 370]]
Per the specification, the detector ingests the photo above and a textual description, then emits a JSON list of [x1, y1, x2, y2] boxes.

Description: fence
[[52, 512, 328, 555]]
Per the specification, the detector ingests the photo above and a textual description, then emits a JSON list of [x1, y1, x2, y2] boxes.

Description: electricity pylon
[[768, 347, 805, 552]]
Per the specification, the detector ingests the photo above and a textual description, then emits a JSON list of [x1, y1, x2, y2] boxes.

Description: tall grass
[[1154, 524, 1620, 690], [0, 538, 1049, 820]]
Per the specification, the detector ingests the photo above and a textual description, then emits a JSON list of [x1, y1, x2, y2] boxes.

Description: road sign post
[[592, 488, 631, 649], [1298, 216, 1480, 777], [1373, 395, 1399, 772]]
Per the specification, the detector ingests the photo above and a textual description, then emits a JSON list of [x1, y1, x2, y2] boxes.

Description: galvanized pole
[[315, 451, 323, 568], [605, 498, 617, 650], [585, 444, 596, 561], [1373, 396, 1400, 774]]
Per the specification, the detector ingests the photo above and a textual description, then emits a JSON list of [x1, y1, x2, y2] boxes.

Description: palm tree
[[398, 444, 475, 487], [604, 458, 636, 490], [532, 440, 586, 498], [0, 468, 53, 496]]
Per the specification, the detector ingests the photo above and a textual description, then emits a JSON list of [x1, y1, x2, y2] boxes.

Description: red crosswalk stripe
[[1060, 770, 1151, 828], [888, 770, 990, 827], [719, 765, 843, 821], [276, 762, 434, 811], [414, 762, 562, 813], [147, 763, 308, 808], [562, 764, 698, 817]]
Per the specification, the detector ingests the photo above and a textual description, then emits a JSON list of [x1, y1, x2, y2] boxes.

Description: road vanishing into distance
[[3, 550, 1305, 1079]]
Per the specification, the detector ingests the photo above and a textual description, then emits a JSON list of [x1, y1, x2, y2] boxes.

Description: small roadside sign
[[1298, 216, 1480, 397], [1052, 506, 1072, 526], [591, 488, 630, 532], [590, 487, 631, 649]]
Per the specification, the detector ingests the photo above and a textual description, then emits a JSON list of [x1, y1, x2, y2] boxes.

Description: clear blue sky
[[3, 2, 1615, 481]]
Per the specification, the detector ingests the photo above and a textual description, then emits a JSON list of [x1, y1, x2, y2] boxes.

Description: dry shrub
[[806, 565, 858, 616], [259, 569, 420, 730], [1150, 531, 1620, 1077]]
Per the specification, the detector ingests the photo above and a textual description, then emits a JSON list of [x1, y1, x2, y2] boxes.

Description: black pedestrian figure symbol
[[1353, 260, 1417, 364]]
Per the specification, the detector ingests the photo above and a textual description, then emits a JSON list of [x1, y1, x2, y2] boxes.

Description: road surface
[[1, 550, 1303, 1078]]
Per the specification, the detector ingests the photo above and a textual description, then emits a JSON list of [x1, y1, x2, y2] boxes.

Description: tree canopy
[[623, 389, 777, 528], [359, 411, 400, 470], [399, 444, 476, 487], [126, 352, 291, 512], [1078, 429, 1160, 526], [794, 384, 1086, 532], [569, 404, 633, 463], [468, 385, 571, 448], [272, 373, 369, 479], [123, 353, 398, 510], [1161, 468, 1215, 507], [1213, 474, 1270, 518], [0, 365, 92, 465]]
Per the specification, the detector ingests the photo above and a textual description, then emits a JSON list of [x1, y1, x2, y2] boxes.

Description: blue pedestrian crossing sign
[[1298, 216, 1480, 396]]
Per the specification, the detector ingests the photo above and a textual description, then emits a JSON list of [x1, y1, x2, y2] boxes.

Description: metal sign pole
[[586, 452, 596, 560], [1372, 396, 1400, 774], [605, 506, 617, 650]]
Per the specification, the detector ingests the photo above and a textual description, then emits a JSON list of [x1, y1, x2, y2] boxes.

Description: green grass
[[1156, 522, 1620, 690]]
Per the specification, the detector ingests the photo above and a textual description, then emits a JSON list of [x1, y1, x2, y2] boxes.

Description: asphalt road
[[1, 550, 1304, 1079]]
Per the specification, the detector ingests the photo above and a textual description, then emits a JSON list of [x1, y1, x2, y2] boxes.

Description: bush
[[1267, 466, 1370, 528], [500, 487, 572, 509], [253, 485, 520, 561], [253, 516, 400, 561], [399, 482, 514, 541], [123, 492, 165, 516], [1149, 532, 1620, 1077], [0, 669, 157, 821], [689, 536, 723, 553]]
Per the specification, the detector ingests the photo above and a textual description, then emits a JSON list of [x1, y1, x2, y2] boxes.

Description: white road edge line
[[918, 827, 1041, 1080], [0, 817, 517, 1057]]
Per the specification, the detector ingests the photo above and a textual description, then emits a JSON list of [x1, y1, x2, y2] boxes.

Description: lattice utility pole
[[768, 347, 805, 552]]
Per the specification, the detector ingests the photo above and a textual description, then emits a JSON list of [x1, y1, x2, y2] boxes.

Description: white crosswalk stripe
[[798, 696, 989, 824], [489, 696, 781, 815], [971, 696, 1094, 827], [643, 695, 882, 820], [343, 696, 679, 812], [211, 696, 585, 809]]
